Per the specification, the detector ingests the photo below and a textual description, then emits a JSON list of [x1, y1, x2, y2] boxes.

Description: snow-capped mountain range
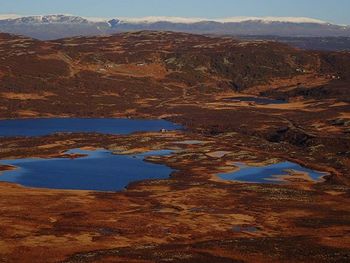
[[0, 14, 349, 40], [1, 15, 90, 24], [0, 14, 332, 25], [111, 16, 330, 25]]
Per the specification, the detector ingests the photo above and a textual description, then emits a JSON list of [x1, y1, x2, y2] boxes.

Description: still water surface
[[0, 149, 174, 191], [219, 162, 326, 184], [0, 118, 181, 137]]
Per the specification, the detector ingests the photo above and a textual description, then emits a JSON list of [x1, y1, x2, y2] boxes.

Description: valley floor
[[0, 94, 349, 263], [0, 31, 349, 262]]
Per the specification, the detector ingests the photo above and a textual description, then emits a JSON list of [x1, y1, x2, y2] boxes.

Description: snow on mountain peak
[[117, 16, 205, 24], [1, 14, 90, 24], [0, 14, 331, 25], [116, 16, 329, 25], [0, 14, 22, 20], [215, 16, 329, 24]]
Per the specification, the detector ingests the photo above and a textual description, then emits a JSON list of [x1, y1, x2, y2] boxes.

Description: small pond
[[225, 96, 287, 105], [219, 162, 327, 184], [232, 226, 259, 233], [0, 149, 174, 191], [0, 118, 181, 137]]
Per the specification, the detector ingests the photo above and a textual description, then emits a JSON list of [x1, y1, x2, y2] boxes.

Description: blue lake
[[0, 118, 181, 137], [219, 162, 326, 184], [0, 149, 174, 191], [226, 96, 287, 105]]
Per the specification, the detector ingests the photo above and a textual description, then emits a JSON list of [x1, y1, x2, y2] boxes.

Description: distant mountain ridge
[[2, 15, 91, 24], [113, 16, 330, 24], [0, 14, 349, 40]]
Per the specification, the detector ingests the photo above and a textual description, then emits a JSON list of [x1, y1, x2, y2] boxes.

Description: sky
[[1, 0, 349, 25]]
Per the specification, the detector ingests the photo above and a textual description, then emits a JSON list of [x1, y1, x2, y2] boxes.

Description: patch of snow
[[0, 14, 89, 24], [117, 16, 330, 25], [0, 14, 338, 26], [118, 16, 206, 24], [0, 14, 22, 20], [216, 16, 329, 24], [82, 16, 112, 23]]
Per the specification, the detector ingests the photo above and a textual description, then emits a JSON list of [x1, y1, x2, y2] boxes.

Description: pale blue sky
[[1, 0, 349, 25]]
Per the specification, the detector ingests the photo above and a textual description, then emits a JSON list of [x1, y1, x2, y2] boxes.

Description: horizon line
[[0, 13, 346, 26]]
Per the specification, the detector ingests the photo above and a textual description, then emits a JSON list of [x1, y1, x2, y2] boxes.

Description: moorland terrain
[[0, 31, 349, 262]]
